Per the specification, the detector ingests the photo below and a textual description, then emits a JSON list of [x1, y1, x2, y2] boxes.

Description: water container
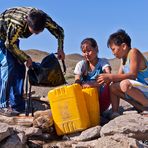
[[48, 84, 90, 135], [82, 87, 100, 126]]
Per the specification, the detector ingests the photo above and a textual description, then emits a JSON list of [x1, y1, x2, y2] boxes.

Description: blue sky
[[1, 0, 148, 59]]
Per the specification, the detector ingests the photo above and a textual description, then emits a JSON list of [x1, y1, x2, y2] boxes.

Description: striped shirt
[[0, 7, 64, 62]]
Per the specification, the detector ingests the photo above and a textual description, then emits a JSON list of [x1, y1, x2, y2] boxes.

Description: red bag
[[99, 84, 110, 113]]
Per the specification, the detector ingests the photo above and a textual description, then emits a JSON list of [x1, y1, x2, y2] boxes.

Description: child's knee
[[120, 79, 132, 92], [109, 83, 118, 92]]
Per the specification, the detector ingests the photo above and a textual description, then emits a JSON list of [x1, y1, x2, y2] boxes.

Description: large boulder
[[100, 113, 148, 140]]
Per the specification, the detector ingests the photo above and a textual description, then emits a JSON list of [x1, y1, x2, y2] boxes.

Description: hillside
[[25, 49, 148, 75], [25, 49, 49, 62]]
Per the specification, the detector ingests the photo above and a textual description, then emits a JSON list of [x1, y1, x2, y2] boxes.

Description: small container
[[48, 84, 90, 135], [82, 87, 100, 126]]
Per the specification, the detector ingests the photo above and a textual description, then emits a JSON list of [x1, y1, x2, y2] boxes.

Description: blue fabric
[[0, 39, 25, 112], [123, 57, 148, 85], [82, 60, 103, 82], [81, 60, 104, 91], [85, 63, 102, 81], [0, 40, 8, 107]]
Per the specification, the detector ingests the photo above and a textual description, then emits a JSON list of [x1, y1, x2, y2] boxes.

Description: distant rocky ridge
[[25, 49, 148, 62], [25, 49, 148, 75]]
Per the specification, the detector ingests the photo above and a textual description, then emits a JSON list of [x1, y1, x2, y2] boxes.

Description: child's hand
[[26, 57, 32, 68], [96, 74, 111, 85], [57, 49, 65, 60], [82, 83, 92, 88], [82, 81, 95, 88]]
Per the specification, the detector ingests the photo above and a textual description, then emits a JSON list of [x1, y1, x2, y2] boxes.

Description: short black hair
[[27, 9, 47, 32], [81, 38, 98, 49], [107, 29, 131, 48]]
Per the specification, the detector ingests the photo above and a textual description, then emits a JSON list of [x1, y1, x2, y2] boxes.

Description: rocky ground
[[0, 97, 148, 148]]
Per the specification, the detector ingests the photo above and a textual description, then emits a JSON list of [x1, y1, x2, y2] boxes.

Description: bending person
[[0, 7, 65, 116]]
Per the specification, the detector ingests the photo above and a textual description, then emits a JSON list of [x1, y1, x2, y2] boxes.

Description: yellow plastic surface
[[82, 87, 100, 126], [48, 84, 90, 135]]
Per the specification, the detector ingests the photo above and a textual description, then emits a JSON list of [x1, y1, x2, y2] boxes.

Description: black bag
[[28, 53, 66, 87]]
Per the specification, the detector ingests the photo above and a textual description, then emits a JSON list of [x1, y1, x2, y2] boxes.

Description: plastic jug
[[82, 87, 100, 126], [48, 84, 90, 135]]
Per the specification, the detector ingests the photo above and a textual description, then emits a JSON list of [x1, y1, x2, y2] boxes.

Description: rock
[[10, 125, 28, 133], [14, 116, 34, 127], [33, 109, 53, 132], [100, 114, 148, 140], [43, 140, 77, 148], [94, 134, 145, 148], [31, 95, 49, 103], [43, 139, 98, 148], [25, 127, 42, 137], [17, 132, 27, 144], [123, 110, 138, 115], [0, 114, 33, 127], [0, 134, 25, 148], [72, 140, 97, 148], [27, 139, 43, 148], [0, 123, 13, 142], [0, 115, 15, 125], [70, 126, 101, 141], [34, 109, 52, 118]]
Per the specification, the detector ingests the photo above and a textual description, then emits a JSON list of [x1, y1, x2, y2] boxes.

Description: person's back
[[0, 7, 33, 39], [122, 49, 148, 85]]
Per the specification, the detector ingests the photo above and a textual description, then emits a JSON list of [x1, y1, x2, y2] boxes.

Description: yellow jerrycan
[[48, 84, 90, 135], [82, 87, 100, 126]]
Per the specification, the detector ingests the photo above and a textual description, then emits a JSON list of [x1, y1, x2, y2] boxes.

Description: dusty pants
[[0, 39, 25, 112]]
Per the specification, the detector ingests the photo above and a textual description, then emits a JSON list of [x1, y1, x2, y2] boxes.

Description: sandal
[[0, 108, 20, 117]]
